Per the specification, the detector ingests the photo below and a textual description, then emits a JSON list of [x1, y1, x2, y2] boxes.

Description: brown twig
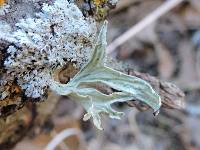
[[127, 70, 185, 110]]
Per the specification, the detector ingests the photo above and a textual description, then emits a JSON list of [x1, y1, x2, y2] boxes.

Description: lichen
[[79, 0, 118, 20], [51, 21, 161, 130], [0, 0, 97, 98], [0, 3, 9, 16], [92, 0, 118, 19], [0, 0, 161, 130]]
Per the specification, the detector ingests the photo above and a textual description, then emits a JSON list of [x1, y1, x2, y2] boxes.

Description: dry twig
[[127, 70, 185, 110], [45, 128, 86, 150], [107, 0, 185, 54]]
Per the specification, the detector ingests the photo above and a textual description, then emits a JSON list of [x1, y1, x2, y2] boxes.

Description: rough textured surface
[[76, 0, 118, 19], [0, 0, 187, 149], [0, 0, 121, 120], [128, 70, 185, 110], [0, 0, 97, 98]]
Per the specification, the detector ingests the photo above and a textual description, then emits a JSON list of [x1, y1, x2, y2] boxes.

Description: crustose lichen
[[0, 0, 161, 129], [1, 0, 96, 98]]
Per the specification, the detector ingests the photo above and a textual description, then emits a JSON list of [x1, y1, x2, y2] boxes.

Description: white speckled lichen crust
[[0, 0, 97, 98]]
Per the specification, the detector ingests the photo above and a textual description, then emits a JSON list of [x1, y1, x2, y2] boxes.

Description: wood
[[128, 70, 185, 110], [0, 0, 185, 148]]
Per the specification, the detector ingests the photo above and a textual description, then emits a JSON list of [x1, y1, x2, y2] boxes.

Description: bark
[[128, 70, 185, 111], [0, 69, 185, 149], [0, 0, 185, 149]]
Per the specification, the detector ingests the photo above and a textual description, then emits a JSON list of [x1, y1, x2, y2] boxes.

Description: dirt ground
[[13, 0, 200, 150]]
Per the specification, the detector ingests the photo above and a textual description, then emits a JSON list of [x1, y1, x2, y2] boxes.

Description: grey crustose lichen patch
[[0, 0, 161, 130], [0, 0, 97, 98]]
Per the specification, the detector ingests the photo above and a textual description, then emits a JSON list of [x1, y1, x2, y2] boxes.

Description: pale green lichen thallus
[[0, 0, 161, 130], [50, 21, 161, 130]]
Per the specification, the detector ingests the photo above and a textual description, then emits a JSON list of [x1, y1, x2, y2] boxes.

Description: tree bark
[[0, 0, 185, 149]]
